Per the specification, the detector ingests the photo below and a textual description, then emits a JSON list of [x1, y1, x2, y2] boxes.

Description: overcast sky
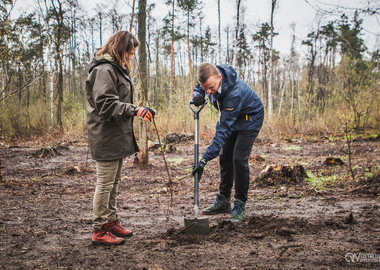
[[160, 0, 380, 56], [13, 0, 380, 57], [136, 0, 379, 56]]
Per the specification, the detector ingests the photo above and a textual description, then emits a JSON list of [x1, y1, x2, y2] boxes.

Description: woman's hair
[[197, 63, 220, 83], [96, 31, 139, 70]]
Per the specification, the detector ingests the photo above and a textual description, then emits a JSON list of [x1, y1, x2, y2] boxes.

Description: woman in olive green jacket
[[86, 31, 155, 245]]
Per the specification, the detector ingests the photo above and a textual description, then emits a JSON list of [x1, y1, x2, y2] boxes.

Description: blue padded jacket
[[193, 64, 264, 162]]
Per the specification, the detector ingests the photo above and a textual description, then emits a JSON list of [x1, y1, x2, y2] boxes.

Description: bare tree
[[138, 0, 149, 164], [169, 0, 175, 111], [178, 0, 199, 96], [217, 0, 222, 63], [267, 0, 277, 121], [50, 0, 65, 129]]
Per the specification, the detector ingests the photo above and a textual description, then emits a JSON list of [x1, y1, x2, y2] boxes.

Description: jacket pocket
[[121, 119, 132, 133]]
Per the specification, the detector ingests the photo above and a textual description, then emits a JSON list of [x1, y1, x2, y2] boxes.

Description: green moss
[[284, 145, 302, 151]]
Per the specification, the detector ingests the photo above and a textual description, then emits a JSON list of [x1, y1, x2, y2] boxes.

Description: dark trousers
[[219, 130, 259, 203]]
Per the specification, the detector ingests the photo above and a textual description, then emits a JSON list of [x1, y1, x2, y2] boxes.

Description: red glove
[[135, 107, 156, 122]]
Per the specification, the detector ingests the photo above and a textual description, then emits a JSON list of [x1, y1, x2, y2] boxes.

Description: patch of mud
[[1, 138, 379, 269], [65, 166, 95, 175], [163, 216, 322, 246], [350, 172, 380, 196]]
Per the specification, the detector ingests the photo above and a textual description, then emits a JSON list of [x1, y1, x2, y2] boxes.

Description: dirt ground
[[0, 134, 379, 269]]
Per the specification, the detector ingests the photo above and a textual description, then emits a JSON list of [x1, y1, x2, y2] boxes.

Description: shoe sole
[[113, 232, 133, 238], [202, 208, 231, 215], [229, 218, 246, 223], [91, 239, 125, 246]]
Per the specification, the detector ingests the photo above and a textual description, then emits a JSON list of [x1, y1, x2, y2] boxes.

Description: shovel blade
[[184, 217, 210, 235]]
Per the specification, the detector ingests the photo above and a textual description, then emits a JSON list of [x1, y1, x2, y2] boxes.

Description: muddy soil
[[0, 136, 379, 269]]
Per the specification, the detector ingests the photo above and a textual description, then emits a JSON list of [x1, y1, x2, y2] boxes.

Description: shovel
[[184, 100, 210, 235]]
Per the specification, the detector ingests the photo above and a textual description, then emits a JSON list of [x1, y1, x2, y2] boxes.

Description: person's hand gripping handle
[[135, 106, 156, 122]]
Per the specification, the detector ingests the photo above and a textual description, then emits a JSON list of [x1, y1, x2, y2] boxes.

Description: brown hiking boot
[[92, 229, 125, 246], [107, 219, 133, 237]]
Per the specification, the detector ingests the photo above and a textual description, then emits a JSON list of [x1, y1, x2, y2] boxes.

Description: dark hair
[[96, 31, 139, 70]]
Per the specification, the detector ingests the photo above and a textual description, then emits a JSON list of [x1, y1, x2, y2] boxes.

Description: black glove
[[192, 159, 207, 181], [135, 106, 156, 122], [192, 95, 205, 107]]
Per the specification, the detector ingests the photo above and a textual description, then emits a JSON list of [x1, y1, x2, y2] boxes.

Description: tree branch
[[0, 76, 41, 104]]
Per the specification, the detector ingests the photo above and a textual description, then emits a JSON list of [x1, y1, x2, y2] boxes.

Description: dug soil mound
[[350, 172, 380, 196], [255, 165, 308, 187]]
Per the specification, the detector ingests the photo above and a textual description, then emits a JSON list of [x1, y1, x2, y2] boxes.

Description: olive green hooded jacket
[[86, 55, 138, 161]]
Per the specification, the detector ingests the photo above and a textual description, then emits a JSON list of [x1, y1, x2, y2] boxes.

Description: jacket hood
[[87, 54, 113, 74], [216, 64, 238, 97], [87, 54, 130, 76]]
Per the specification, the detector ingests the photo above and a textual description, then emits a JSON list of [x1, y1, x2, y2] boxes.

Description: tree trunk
[[169, 0, 175, 111], [225, 27, 230, 63], [217, 0, 222, 63], [199, 16, 203, 62], [290, 79, 294, 118], [98, 12, 103, 46], [138, 0, 149, 164], [278, 74, 286, 116], [50, 71, 54, 126], [155, 32, 160, 99], [235, 0, 241, 40], [268, 0, 276, 121], [297, 78, 301, 123], [51, 0, 64, 129], [71, 9, 77, 100], [187, 12, 193, 97], [257, 46, 261, 98], [56, 56, 63, 128], [0, 156, 3, 182]]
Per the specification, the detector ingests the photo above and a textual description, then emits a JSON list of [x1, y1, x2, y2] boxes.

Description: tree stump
[[323, 157, 345, 166], [33, 144, 69, 158], [33, 147, 60, 158]]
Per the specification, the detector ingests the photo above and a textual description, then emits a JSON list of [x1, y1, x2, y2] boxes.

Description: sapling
[[344, 121, 355, 181]]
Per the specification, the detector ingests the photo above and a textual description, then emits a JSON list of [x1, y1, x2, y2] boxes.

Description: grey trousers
[[93, 159, 123, 231]]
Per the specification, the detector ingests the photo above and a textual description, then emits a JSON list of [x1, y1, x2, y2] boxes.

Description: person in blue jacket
[[192, 62, 264, 223]]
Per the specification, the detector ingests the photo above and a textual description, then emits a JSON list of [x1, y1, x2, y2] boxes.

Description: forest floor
[[0, 133, 379, 269]]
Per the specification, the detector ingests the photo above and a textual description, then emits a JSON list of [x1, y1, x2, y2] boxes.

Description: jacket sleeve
[[192, 81, 206, 99], [89, 67, 135, 122], [202, 93, 242, 162]]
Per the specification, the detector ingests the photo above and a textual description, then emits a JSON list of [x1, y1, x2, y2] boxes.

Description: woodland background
[[1, 0, 379, 147], [0, 3, 379, 267]]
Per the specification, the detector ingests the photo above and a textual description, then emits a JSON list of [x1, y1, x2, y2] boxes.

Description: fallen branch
[[0, 155, 3, 182], [0, 75, 41, 104]]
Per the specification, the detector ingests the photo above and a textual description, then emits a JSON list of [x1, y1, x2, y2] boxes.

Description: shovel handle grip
[[189, 101, 206, 116]]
